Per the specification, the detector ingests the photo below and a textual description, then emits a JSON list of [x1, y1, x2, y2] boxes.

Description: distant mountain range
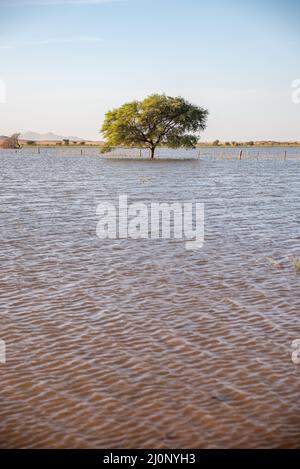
[[20, 131, 84, 142]]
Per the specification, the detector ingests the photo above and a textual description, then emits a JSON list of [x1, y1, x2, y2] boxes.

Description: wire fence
[[197, 148, 300, 161], [2, 147, 300, 160], [100, 147, 300, 160]]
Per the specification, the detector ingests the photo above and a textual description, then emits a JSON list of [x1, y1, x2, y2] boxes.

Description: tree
[[63, 139, 69, 146], [101, 94, 208, 158], [26, 140, 36, 146], [213, 139, 220, 146], [2, 133, 21, 149]]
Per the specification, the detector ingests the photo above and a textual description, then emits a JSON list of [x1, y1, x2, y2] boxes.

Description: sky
[[0, 0, 300, 141]]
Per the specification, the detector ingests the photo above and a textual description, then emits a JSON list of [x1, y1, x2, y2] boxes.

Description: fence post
[[239, 150, 243, 160], [284, 150, 287, 161]]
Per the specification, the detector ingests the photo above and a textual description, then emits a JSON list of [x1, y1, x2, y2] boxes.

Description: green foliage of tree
[[63, 139, 70, 146], [213, 139, 220, 146], [26, 140, 36, 146], [101, 94, 208, 158]]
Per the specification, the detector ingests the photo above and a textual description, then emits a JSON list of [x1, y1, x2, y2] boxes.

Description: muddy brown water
[[0, 148, 300, 448]]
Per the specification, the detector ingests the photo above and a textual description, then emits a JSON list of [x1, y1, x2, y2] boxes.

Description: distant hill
[[20, 131, 84, 142]]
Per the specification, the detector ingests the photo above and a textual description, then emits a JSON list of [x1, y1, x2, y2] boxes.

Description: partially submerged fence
[[197, 148, 300, 161], [2, 147, 300, 160]]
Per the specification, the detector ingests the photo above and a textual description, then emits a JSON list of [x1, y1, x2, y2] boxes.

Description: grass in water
[[291, 257, 300, 273]]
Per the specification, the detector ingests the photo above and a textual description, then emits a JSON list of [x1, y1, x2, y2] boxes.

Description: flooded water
[[1, 148, 300, 448]]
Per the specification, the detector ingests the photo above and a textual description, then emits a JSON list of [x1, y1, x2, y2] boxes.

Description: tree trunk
[[150, 147, 155, 159]]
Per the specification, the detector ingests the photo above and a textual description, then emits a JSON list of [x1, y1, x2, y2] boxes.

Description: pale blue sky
[[0, 0, 299, 141]]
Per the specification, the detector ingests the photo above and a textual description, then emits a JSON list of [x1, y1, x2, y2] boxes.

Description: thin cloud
[[0, 36, 103, 48]]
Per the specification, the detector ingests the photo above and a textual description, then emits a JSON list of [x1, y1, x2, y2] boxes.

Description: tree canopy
[[1, 133, 21, 149], [101, 94, 208, 158]]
